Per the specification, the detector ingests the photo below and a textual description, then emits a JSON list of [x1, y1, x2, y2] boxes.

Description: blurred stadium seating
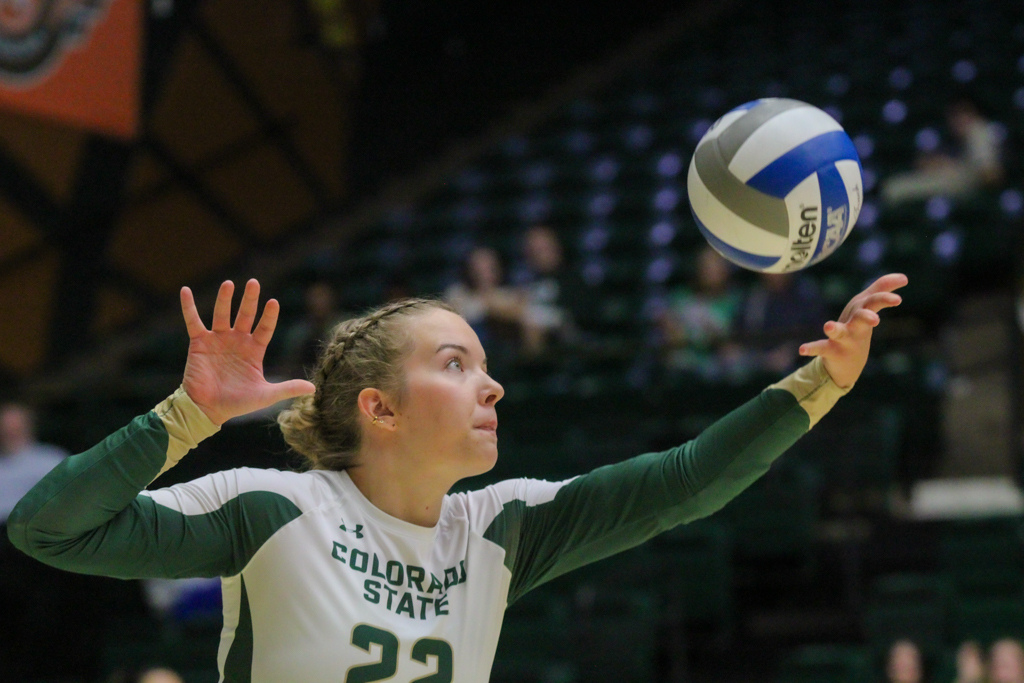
[[7, 0, 1024, 681]]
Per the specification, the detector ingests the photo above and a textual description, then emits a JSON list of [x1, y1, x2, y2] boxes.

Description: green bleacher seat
[[777, 645, 874, 683], [788, 401, 902, 499], [181, 670, 220, 683], [496, 585, 657, 683], [952, 596, 1024, 644], [940, 517, 1024, 598], [721, 462, 819, 578], [495, 589, 574, 667], [932, 649, 958, 683], [863, 574, 953, 657], [654, 518, 734, 645], [489, 660, 579, 683], [570, 589, 659, 683]]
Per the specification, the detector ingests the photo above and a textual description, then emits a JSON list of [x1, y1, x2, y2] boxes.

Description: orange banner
[[0, 0, 142, 139]]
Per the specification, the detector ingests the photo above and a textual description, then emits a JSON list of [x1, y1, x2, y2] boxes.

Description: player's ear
[[357, 387, 396, 425]]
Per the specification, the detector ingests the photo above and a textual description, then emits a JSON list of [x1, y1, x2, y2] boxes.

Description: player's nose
[[481, 374, 504, 406]]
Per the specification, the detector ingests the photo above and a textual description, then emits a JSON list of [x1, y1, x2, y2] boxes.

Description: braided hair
[[278, 297, 458, 471]]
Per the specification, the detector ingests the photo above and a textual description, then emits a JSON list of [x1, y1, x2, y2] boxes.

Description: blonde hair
[[277, 297, 457, 471]]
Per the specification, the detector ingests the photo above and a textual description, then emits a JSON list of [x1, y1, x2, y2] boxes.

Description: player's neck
[[346, 449, 453, 528]]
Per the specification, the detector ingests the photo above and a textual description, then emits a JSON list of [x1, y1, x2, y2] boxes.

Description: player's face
[[395, 309, 504, 479]]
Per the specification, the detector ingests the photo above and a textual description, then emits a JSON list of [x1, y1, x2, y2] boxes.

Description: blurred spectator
[[105, 666, 187, 683], [144, 576, 222, 624], [886, 640, 924, 683], [445, 246, 526, 368], [138, 668, 185, 683], [955, 641, 986, 683], [990, 638, 1024, 683], [0, 402, 67, 523], [511, 225, 588, 356], [659, 246, 744, 380], [279, 282, 350, 378], [882, 99, 1004, 205], [736, 272, 827, 374]]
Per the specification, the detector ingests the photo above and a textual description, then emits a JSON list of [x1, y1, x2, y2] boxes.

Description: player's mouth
[[474, 419, 498, 435]]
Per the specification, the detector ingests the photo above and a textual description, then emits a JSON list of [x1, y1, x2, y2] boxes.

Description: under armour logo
[[339, 520, 364, 539]]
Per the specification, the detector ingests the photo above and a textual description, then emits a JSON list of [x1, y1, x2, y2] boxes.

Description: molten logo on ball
[[787, 205, 819, 271]]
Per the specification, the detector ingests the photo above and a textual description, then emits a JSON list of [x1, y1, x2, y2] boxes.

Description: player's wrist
[[820, 354, 862, 391], [180, 383, 229, 426]]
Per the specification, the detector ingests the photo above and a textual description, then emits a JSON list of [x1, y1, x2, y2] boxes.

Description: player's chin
[[466, 440, 499, 476]]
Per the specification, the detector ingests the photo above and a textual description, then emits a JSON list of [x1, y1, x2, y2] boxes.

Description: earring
[[372, 415, 380, 425]]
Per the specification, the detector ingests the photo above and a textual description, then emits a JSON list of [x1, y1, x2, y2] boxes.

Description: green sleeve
[[494, 358, 846, 602], [5, 388, 302, 579]]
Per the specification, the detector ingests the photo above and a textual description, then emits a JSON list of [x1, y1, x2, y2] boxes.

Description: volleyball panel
[[728, 106, 846, 183], [687, 156, 787, 272]]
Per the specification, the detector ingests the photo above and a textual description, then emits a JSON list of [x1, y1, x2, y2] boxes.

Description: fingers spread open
[[852, 308, 881, 328], [252, 298, 280, 347], [234, 279, 261, 333], [799, 338, 830, 357], [863, 273, 909, 296], [271, 379, 317, 402], [211, 281, 235, 332], [180, 287, 207, 338], [860, 291, 903, 313], [824, 320, 846, 341]]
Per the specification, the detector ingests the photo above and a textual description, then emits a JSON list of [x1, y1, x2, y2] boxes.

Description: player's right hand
[[179, 279, 316, 425], [798, 272, 907, 389]]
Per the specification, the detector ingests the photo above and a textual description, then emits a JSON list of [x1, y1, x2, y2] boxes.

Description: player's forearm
[[667, 356, 846, 522], [6, 388, 219, 567]]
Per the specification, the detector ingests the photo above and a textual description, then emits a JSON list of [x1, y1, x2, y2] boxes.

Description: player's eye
[[446, 357, 463, 371]]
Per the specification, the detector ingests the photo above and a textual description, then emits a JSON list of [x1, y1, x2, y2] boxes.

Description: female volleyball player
[[9, 273, 906, 682]]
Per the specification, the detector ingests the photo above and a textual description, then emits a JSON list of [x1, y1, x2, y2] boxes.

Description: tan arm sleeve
[[152, 386, 221, 478], [767, 357, 850, 429]]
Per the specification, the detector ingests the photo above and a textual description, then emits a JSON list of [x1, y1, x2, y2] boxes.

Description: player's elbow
[[6, 502, 33, 557], [6, 499, 53, 560]]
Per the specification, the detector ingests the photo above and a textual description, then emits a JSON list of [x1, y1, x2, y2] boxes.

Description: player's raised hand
[[180, 279, 316, 425], [798, 273, 909, 389]]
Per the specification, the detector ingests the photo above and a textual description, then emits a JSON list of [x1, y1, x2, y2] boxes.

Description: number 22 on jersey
[[345, 624, 454, 683]]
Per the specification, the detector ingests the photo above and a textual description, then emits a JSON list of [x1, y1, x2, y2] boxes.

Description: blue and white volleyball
[[687, 98, 863, 273]]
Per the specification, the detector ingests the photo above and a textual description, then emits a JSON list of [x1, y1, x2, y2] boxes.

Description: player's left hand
[[798, 273, 908, 389]]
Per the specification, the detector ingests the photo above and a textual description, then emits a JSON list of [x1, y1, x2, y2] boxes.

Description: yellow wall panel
[[92, 285, 141, 337], [0, 196, 42, 262], [0, 251, 58, 374], [204, 144, 317, 239], [127, 152, 171, 196], [288, 69, 346, 198], [150, 35, 262, 165], [109, 191, 242, 293], [0, 111, 85, 202]]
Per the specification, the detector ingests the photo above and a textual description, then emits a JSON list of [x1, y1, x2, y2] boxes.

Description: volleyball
[[687, 98, 863, 273]]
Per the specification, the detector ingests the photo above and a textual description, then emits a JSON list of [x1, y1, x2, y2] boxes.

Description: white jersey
[[143, 467, 566, 682], [7, 359, 846, 682]]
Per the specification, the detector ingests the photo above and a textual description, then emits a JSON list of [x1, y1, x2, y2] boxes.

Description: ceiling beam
[[47, 136, 135, 363]]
